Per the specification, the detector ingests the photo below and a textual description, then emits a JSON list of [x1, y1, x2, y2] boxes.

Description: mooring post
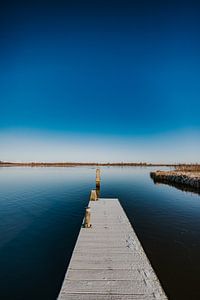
[[90, 189, 98, 201], [84, 206, 91, 228], [96, 168, 100, 188], [96, 185, 100, 198]]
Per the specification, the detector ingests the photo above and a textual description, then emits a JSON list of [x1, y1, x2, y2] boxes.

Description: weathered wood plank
[[67, 269, 143, 281], [59, 294, 167, 300], [60, 280, 162, 294], [58, 199, 167, 299]]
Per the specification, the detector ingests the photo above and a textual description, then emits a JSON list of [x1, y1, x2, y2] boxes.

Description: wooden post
[[90, 189, 98, 201], [96, 168, 100, 188], [96, 185, 100, 198], [84, 207, 91, 228]]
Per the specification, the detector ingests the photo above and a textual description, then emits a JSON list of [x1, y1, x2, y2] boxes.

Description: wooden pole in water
[[96, 185, 100, 198], [84, 207, 91, 228], [90, 189, 98, 201], [96, 168, 100, 188]]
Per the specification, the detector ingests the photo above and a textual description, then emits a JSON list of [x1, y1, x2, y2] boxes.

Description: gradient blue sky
[[0, 0, 199, 162]]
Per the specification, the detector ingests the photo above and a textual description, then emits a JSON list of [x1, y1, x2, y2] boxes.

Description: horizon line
[[0, 161, 199, 167]]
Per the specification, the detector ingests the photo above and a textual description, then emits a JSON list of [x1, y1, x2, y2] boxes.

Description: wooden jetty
[[58, 198, 167, 299]]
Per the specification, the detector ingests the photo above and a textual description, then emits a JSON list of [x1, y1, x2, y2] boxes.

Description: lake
[[0, 166, 200, 300]]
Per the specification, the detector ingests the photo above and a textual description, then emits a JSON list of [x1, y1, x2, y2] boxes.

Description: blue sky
[[0, 1, 199, 162]]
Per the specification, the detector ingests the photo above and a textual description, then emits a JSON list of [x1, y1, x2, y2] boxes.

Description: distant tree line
[[0, 161, 199, 168]]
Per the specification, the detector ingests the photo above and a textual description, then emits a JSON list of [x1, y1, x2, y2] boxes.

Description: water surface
[[0, 167, 200, 299]]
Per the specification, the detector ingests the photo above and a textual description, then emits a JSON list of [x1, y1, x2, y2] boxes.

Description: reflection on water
[[0, 166, 200, 300], [151, 176, 200, 196]]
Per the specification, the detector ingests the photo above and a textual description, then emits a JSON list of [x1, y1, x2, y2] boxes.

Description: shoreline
[[150, 170, 200, 190], [0, 162, 196, 168]]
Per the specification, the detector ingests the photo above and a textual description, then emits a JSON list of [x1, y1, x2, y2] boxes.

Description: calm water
[[0, 167, 200, 300]]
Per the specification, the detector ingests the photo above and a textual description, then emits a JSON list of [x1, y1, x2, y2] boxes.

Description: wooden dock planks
[[58, 199, 167, 300]]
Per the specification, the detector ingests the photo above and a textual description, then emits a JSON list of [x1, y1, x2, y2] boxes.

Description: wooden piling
[[83, 207, 91, 228], [96, 168, 100, 187], [96, 185, 100, 198], [90, 189, 98, 201]]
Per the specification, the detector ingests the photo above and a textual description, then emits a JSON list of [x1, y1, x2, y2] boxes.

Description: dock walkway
[[58, 199, 167, 299]]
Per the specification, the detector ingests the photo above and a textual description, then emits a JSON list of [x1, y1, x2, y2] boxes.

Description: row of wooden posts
[[84, 168, 100, 228]]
